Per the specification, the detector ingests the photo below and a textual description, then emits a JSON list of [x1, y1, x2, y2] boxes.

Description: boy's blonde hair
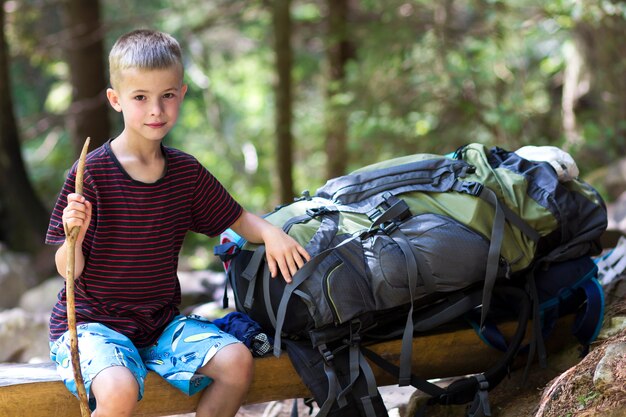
[[109, 29, 183, 89]]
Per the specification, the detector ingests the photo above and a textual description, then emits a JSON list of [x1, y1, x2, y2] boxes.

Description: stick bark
[[65, 137, 91, 417]]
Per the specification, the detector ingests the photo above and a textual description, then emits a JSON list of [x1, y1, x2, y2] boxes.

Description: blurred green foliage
[[5, 0, 626, 269]]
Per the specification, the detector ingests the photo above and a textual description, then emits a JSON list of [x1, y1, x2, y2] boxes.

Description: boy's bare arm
[[55, 193, 92, 280], [230, 210, 310, 283]]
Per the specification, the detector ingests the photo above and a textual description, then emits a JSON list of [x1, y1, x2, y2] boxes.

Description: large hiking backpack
[[216, 143, 607, 416]]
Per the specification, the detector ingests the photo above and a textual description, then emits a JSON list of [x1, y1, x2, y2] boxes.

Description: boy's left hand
[[230, 210, 311, 283], [264, 231, 310, 283]]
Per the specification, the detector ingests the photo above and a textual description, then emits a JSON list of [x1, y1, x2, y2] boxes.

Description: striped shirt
[[46, 140, 243, 347]]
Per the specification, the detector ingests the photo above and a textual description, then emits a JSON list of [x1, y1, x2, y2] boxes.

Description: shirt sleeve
[[190, 165, 243, 237]]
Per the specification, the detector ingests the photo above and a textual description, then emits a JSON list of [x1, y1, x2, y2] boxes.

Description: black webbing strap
[[274, 200, 413, 357], [452, 180, 540, 329], [261, 266, 276, 327], [451, 181, 503, 328], [368, 195, 422, 387], [282, 214, 314, 233], [282, 204, 338, 233], [466, 374, 491, 417], [336, 343, 360, 405], [452, 180, 540, 244], [522, 268, 547, 383], [413, 291, 483, 332], [476, 186, 505, 329], [273, 235, 359, 357], [305, 212, 341, 255], [443, 287, 531, 406], [254, 211, 339, 335], [355, 346, 381, 417], [369, 197, 412, 230], [368, 287, 530, 413], [390, 230, 419, 386], [241, 245, 266, 309], [290, 399, 299, 417], [316, 344, 345, 417], [333, 343, 378, 417], [498, 200, 540, 243], [360, 347, 446, 398]]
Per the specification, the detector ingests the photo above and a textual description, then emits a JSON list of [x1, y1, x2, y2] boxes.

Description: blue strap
[[573, 278, 605, 346], [470, 318, 509, 352], [472, 274, 605, 355], [213, 241, 240, 262]]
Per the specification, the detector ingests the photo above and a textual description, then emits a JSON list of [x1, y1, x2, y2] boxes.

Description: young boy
[[46, 29, 310, 417]]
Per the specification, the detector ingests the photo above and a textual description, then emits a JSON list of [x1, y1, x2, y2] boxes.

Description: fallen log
[[0, 316, 576, 417]]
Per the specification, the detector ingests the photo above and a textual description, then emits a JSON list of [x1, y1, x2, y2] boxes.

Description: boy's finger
[[68, 193, 85, 203], [294, 253, 305, 269], [297, 246, 311, 262], [287, 257, 298, 278], [276, 258, 293, 283], [267, 258, 279, 279]]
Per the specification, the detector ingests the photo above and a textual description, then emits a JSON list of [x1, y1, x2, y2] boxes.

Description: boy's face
[[106, 66, 187, 143]]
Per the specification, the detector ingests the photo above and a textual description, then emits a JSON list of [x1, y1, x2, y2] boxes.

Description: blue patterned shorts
[[49, 315, 240, 410]]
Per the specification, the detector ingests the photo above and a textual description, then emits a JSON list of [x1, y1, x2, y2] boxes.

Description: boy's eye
[[134, 95, 146, 101], [163, 93, 175, 99]]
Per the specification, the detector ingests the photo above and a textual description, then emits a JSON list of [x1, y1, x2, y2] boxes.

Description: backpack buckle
[[318, 344, 335, 364], [306, 206, 329, 218], [347, 320, 362, 345], [456, 181, 484, 196], [295, 190, 312, 201], [367, 207, 383, 221], [381, 221, 399, 234]]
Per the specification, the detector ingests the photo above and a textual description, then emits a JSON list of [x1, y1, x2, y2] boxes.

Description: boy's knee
[[91, 366, 139, 416], [201, 343, 254, 383], [230, 343, 254, 379]]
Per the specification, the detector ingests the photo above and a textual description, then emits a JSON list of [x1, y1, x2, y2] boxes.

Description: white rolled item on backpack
[[515, 145, 579, 182]]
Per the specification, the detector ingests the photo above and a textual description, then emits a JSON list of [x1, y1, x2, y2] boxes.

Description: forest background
[[1, 0, 625, 285]]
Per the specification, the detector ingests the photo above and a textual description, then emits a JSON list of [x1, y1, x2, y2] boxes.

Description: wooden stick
[[65, 137, 91, 417]]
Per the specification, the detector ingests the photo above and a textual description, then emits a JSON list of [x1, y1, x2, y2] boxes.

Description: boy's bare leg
[[91, 366, 139, 417], [196, 343, 254, 417]]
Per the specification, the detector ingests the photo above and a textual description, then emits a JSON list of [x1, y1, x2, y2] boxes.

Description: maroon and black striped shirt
[[46, 140, 243, 347]]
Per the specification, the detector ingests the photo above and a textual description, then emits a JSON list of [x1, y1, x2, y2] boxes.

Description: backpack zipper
[[323, 260, 344, 324]]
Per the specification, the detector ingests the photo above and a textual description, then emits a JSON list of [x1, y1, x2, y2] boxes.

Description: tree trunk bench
[[0, 316, 575, 417]]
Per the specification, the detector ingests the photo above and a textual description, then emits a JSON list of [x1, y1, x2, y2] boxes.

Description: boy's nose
[[151, 101, 164, 116]]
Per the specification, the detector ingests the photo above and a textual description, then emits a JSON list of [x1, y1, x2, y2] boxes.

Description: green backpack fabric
[[217, 143, 607, 417]]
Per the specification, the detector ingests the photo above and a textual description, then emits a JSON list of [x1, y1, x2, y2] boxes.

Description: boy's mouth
[[146, 122, 167, 128]]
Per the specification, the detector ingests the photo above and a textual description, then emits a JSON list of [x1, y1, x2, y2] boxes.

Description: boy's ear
[[106, 88, 122, 112]]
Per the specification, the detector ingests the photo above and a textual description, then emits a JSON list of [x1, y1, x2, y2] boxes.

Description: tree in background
[[62, 0, 110, 151], [565, 1, 626, 168], [324, 0, 353, 179], [0, 0, 53, 280], [273, 0, 295, 203]]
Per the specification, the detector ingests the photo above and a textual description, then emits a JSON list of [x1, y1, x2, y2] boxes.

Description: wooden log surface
[[0, 316, 575, 417]]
